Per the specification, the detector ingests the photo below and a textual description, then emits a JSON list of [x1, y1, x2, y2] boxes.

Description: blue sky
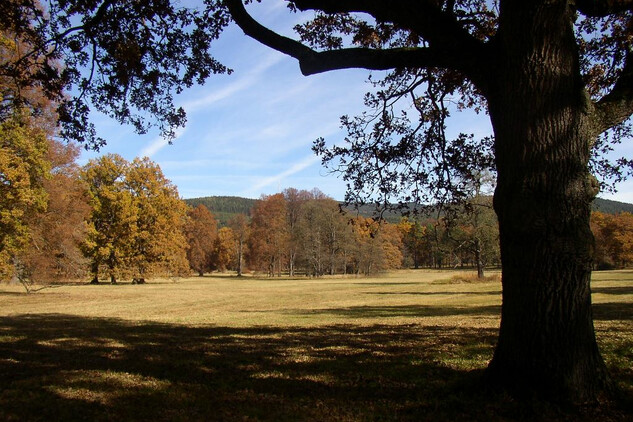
[[80, 1, 633, 203]]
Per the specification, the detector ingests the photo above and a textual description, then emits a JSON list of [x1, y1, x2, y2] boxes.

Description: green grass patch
[[0, 269, 631, 421]]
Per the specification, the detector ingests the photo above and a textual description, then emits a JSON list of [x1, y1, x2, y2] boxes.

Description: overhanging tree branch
[[225, 0, 313, 64], [225, 0, 484, 77], [577, 0, 633, 16], [291, 0, 477, 50], [594, 50, 633, 133]]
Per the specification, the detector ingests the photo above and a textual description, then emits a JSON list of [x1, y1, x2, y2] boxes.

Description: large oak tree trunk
[[485, 1, 611, 402]]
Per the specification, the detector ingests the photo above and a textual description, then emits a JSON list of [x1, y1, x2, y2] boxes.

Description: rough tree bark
[[484, 2, 611, 401]]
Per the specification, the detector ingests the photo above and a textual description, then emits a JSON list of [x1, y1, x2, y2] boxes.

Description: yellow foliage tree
[[81, 154, 136, 284], [82, 155, 189, 283], [350, 217, 403, 275], [213, 227, 237, 272], [126, 157, 189, 281], [0, 113, 49, 280]]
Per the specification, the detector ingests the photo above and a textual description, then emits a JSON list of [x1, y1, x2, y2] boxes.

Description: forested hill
[[184, 195, 633, 226], [592, 197, 633, 214], [185, 196, 256, 226], [183, 196, 410, 225]]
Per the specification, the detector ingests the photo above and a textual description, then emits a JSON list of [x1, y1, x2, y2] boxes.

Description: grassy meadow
[[1, 270, 631, 421]]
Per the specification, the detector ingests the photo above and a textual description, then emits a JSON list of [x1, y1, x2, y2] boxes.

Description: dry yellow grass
[[0, 269, 504, 328], [0, 269, 630, 421]]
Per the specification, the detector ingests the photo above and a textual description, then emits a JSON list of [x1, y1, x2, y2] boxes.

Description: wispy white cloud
[[160, 158, 270, 172], [243, 154, 320, 196], [139, 127, 186, 158], [180, 52, 285, 112], [181, 78, 253, 112]]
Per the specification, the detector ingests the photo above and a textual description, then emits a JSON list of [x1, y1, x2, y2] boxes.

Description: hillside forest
[[2, 128, 632, 289]]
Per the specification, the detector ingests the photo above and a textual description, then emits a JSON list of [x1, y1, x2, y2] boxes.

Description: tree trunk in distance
[[237, 240, 244, 277], [90, 261, 99, 284], [475, 238, 484, 279]]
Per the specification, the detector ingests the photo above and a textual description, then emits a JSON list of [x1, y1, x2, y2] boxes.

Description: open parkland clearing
[[1, 270, 632, 421]]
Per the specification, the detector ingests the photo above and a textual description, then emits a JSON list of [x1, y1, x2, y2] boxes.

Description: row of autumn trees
[[186, 188, 503, 278], [224, 189, 407, 277], [4, 119, 633, 287], [187, 190, 633, 277], [230, 188, 502, 277], [0, 139, 192, 286], [2, 113, 632, 285], [0, 87, 504, 284], [0, 132, 498, 285], [176, 188, 633, 277]]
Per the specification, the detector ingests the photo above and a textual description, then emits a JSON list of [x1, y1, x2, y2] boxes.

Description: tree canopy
[[184, 204, 219, 276], [0, 112, 49, 279], [80, 154, 189, 283]]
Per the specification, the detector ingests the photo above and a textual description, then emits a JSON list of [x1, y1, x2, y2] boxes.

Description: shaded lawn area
[[0, 315, 487, 421], [0, 271, 631, 421], [0, 315, 629, 421]]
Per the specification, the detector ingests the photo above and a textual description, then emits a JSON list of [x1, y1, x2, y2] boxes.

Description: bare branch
[[576, 0, 633, 16]]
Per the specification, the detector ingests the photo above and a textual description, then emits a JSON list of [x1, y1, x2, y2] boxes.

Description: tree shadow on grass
[[592, 286, 633, 296], [593, 302, 633, 321], [368, 290, 502, 297], [0, 314, 629, 422], [286, 304, 502, 319], [350, 282, 428, 286], [0, 291, 28, 296]]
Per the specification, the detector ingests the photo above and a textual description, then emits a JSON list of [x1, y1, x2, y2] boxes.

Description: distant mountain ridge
[[185, 196, 256, 226], [184, 195, 633, 226], [591, 197, 633, 214]]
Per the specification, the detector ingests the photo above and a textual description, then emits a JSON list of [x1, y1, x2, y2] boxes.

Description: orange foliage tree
[[591, 211, 633, 269], [228, 214, 249, 276], [22, 141, 90, 283], [184, 204, 218, 276], [213, 227, 237, 272], [350, 217, 403, 275], [248, 193, 289, 277]]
